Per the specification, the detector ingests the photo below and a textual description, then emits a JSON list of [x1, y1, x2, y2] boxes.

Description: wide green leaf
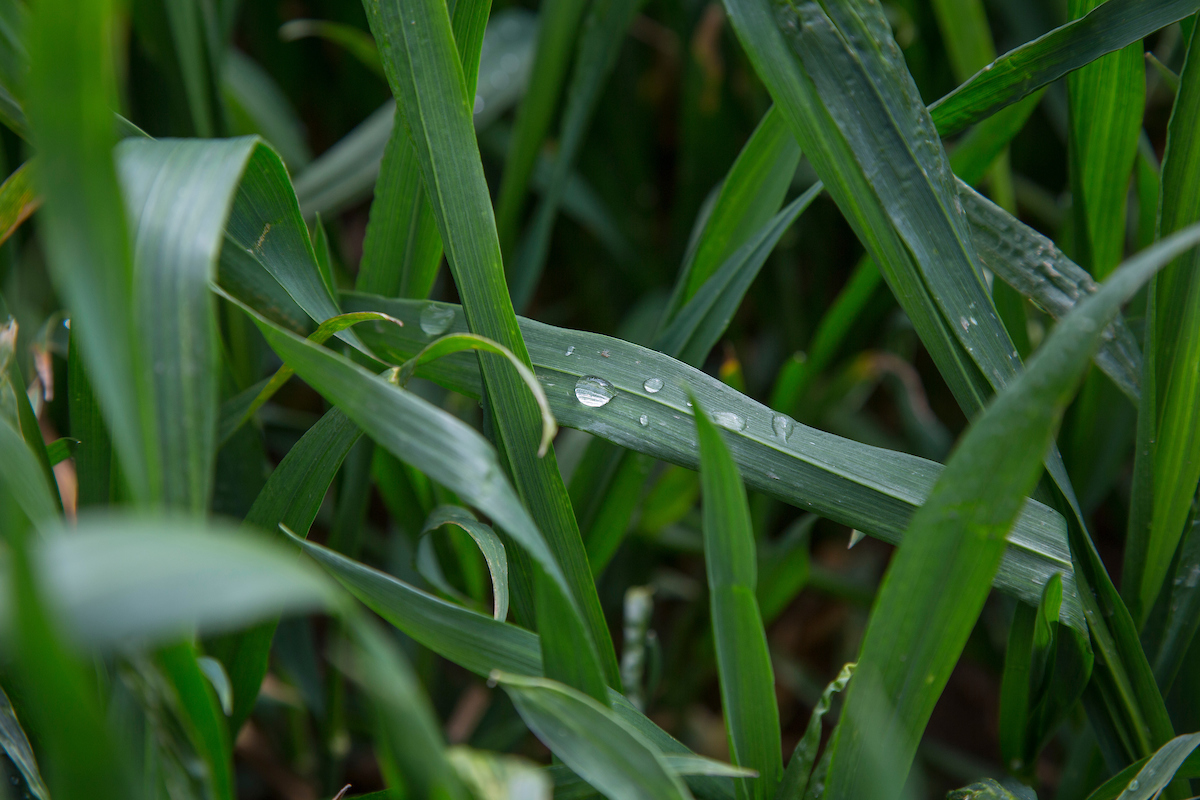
[[343, 292, 1085, 626]]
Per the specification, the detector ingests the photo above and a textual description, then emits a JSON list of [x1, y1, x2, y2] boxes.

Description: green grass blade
[[157, 641, 234, 800], [361, 0, 617, 694], [291, 11, 537, 220], [1151, 506, 1199, 689], [160, 0, 218, 137], [208, 406, 363, 732], [0, 492, 126, 800], [229, 292, 610, 692], [396, 331, 557, 455], [1111, 732, 1200, 800], [493, 672, 695, 800], [357, 0, 490, 299], [115, 136, 261, 509], [0, 684, 49, 800], [26, 0, 147, 501], [1126, 23, 1200, 625], [693, 395, 782, 799], [493, 0, 588, 259], [930, 0, 1200, 137], [420, 505, 510, 621], [1065, 0, 1145, 278], [660, 185, 820, 368], [820, 223, 1200, 800], [0, 162, 38, 245], [344, 293, 1085, 627], [961, 181, 1143, 401], [278, 19, 383, 76], [67, 333, 113, 507], [346, 619, 472, 800], [223, 143, 363, 351], [670, 106, 801, 321], [777, 663, 854, 800], [1084, 743, 1200, 800], [510, 0, 644, 309], [0, 415, 58, 525]]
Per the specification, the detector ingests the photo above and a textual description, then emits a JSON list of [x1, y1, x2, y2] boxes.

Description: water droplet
[[473, 94, 485, 114], [848, 529, 866, 549], [771, 414, 794, 441], [643, 377, 663, 393], [575, 376, 616, 407], [1128, 779, 1139, 791], [639, 414, 649, 427], [711, 411, 746, 431], [565, 346, 576, 356], [419, 304, 455, 336]]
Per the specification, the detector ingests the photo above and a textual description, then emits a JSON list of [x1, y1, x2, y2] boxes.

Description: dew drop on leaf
[[419, 304, 454, 336], [575, 376, 615, 407]]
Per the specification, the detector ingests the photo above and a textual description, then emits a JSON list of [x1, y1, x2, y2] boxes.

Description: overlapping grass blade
[[361, 0, 617, 695], [777, 663, 854, 800], [1126, 24, 1200, 625], [293, 534, 739, 799], [493, 0, 588, 258], [669, 106, 801, 320], [660, 186, 820, 367], [209, 406, 363, 731], [1084, 744, 1200, 800], [961, 182, 1143, 400], [493, 672, 695, 800], [930, 0, 1200, 136], [357, 0, 490, 299], [343, 293, 1084, 625], [420, 505, 510, 621], [723, 0, 1176, 764], [227, 292, 614, 697], [820, 224, 1200, 800], [693, 395, 782, 799], [510, 0, 643, 308], [157, 641, 234, 800]]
